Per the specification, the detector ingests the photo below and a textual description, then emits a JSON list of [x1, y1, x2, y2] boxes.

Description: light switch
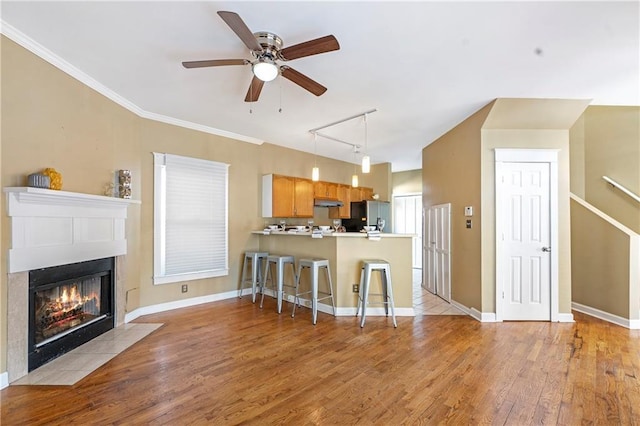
[[464, 206, 473, 217]]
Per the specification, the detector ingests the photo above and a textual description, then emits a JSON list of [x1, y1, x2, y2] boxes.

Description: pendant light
[[361, 113, 370, 174], [311, 134, 320, 181], [352, 147, 359, 188]]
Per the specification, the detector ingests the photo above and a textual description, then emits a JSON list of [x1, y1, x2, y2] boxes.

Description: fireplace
[[5, 187, 136, 383], [28, 257, 115, 371]]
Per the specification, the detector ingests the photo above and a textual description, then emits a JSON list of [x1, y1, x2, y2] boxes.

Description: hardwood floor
[[2, 296, 640, 425]]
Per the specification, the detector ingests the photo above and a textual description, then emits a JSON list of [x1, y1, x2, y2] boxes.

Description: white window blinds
[[153, 152, 229, 285]]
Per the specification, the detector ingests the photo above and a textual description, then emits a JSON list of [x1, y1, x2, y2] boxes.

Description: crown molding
[[0, 20, 263, 145]]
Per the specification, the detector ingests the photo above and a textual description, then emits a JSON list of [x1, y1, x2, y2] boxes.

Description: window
[[153, 152, 229, 285]]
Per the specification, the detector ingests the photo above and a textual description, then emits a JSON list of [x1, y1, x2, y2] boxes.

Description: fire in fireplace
[[34, 277, 102, 344], [29, 257, 115, 371]]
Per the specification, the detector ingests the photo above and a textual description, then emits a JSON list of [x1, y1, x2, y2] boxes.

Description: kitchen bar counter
[[254, 231, 414, 317]]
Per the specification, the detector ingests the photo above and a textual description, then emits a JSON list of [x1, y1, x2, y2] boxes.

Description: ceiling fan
[[182, 11, 340, 102]]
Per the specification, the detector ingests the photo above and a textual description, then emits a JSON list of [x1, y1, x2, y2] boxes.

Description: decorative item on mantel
[[29, 168, 63, 190], [118, 169, 132, 199], [27, 173, 50, 189]]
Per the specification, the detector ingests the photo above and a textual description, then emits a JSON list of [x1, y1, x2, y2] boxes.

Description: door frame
[[495, 149, 559, 322]]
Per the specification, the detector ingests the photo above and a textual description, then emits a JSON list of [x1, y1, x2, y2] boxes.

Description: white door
[[393, 195, 422, 268], [498, 162, 551, 320], [425, 203, 451, 301]]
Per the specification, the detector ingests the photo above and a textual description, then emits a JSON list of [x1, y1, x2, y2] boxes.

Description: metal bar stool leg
[[384, 266, 397, 327], [259, 260, 272, 309], [360, 266, 371, 328], [311, 263, 318, 324], [292, 263, 303, 318], [325, 264, 336, 317], [276, 260, 285, 314], [239, 254, 249, 299], [356, 268, 364, 318]]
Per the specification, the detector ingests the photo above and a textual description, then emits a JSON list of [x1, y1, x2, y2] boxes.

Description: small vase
[[42, 168, 63, 190]]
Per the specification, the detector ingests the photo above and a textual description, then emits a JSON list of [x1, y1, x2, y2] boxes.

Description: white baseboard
[[125, 289, 241, 322], [556, 313, 575, 323], [469, 307, 497, 322], [1, 371, 8, 389], [572, 302, 638, 329], [450, 299, 471, 316]]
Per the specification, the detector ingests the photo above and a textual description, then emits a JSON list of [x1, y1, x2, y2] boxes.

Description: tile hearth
[[12, 323, 162, 386]]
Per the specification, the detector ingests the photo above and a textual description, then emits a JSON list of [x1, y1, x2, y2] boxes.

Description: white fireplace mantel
[[4, 187, 140, 273]]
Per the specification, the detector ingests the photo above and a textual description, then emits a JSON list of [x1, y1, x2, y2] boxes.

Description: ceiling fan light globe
[[253, 61, 278, 82]]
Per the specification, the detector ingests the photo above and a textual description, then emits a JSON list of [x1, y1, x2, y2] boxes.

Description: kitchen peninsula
[[253, 230, 414, 316]]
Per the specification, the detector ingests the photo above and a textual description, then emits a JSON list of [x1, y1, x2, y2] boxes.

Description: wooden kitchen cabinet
[[329, 184, 351, 219], [314, 181, 338, 198], [262, 174, 314, 218], [361, 187, 374, 201], [293, 178, 314, 217], [350, 186, 374, 203]]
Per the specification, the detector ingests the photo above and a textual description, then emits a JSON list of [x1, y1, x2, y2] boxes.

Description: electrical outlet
[[352, 284, 359, 293], [181, 284, 188, 293]]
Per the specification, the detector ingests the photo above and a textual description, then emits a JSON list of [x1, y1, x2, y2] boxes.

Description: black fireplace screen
[[34, 276, 102, 345]]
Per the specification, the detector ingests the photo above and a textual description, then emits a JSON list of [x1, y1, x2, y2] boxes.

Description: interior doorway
[[393, 194, 423, 269]]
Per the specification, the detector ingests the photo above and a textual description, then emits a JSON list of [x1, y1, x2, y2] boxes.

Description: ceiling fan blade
[[245, 76, 265, 102], [281, 66, 327, 96], [182, 59, 248, 69], [217, 11, 263, 52], [280, 35, 340, 61]]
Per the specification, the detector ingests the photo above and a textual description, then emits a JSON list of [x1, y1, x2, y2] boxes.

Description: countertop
[[252, 230, 414, 238]]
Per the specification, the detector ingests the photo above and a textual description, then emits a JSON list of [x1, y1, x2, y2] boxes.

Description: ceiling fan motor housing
[[253, 32, 283, 57]]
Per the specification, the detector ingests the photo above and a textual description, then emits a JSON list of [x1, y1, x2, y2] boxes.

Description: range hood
[[314, 198, 344, 207]]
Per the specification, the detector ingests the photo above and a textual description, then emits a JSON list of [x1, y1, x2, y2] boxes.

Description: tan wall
[[392, 169, 422, 195], [583, 106, 640, 233], [362, 162, 392, 201], [570, 198, 631, 318], [422, 103, 492, 310], [0, 37, 391, 374], [569, 113, 586, 198], [481, 129, 573, 314]]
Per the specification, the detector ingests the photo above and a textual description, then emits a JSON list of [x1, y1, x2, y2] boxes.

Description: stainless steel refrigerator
[[343, 201, 391, 233]]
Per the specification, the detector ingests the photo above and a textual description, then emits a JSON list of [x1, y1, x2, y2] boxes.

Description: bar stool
[[356, 259, 397, 328], [239, 251, 269, 303], [292, 258, 336, 324], [260, 255, 297, 313]]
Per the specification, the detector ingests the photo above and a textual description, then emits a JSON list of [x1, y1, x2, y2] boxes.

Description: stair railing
[[603, 176, 640, 204]]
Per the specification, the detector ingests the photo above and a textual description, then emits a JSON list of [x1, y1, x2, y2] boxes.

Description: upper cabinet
[[361, 187, 374, 201], [329, 184, 352, 219], [314, 181, 338, 199], [262, 174, 313, 218], [351, 186, 374, 202], [263, 174, 374, 218], [293, 178, 314, 217]]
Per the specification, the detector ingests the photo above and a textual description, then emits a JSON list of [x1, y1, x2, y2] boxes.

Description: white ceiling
[[2, 1, 638, 172]]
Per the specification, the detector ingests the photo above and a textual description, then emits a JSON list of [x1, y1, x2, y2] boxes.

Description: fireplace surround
[[4, 187, 138, 382]]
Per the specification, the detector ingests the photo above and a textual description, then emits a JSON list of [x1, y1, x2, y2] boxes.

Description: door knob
[[542, 247, 551, 252]]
